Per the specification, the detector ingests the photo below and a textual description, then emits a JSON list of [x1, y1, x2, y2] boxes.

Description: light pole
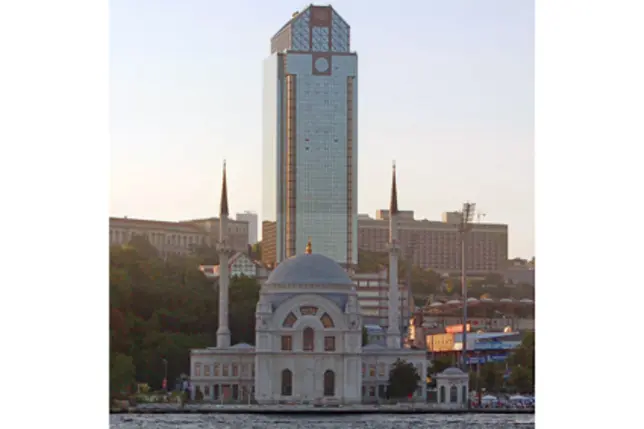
[[459, 202, 475, 373], [162, 358, 168, 392]]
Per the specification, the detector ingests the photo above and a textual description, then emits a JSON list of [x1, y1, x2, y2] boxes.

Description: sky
[[109, 0, 534, 259]]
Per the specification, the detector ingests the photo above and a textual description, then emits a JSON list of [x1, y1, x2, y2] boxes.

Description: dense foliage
[[387, 359, 421, 399], [109, 236, 260, 398], [356, 249, 534, 302]]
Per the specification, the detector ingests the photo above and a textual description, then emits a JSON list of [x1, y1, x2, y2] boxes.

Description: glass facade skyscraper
[[262, 5, 358, 267]]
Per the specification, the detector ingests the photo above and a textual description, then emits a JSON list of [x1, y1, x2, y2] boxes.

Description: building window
[[323, 370, 335, 396], [195, 363, 201, 376], [369, 386, 376, 397], [362, 363, 366, 376], [214, 363, 220, 376], [440, 386, 446, 403], [320, 313, 334, 328], [204, 365, 211, 376], [232, 384, 239, 400], [204, 385, 210, 397], [232, 364, 239, 377], [281, 369, 293, 396], [462, 385, 467, 403], [223, 364, 229, 377], [324, 336, 336, 351], [362, 386, 366, 397], [300, 305, 318, 316], [378, 363, 385, 377], [303, 327, 315, 351], [281, 335, 293, 351], [213, 385, 219, 400], [283, 312, 297, 328], [369, 364, 376, 377], [450, 385, 458, 403]]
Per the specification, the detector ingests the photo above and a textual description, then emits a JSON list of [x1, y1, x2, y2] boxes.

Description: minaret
[[216, 161, 231, 348], [387, 162, 402, 349]]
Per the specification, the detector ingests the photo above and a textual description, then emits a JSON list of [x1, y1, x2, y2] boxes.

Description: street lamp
[[458, 202, 475, 373], [162, 358, 168, 392]]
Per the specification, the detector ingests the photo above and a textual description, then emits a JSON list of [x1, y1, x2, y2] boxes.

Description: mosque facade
[[189, 164, 427, 404]]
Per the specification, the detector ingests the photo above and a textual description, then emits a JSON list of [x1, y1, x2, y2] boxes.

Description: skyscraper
[[262, 5, 358, 268]]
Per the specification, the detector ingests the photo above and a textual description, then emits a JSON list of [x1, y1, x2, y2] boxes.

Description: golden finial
[[305, 237, 312, 254]]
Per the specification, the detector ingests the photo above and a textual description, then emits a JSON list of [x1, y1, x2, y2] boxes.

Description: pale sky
[[109, 0, 534, 259]]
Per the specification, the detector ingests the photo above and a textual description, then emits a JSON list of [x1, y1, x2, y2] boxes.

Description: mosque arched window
[[283, 312, 297, 328], [323, 370, 335, 396], [281, 369, 293, 396], [303, 327, 315, 351], [439, 385, 446, 403], [450, 385, 458, 403], [320, 313, 334, 328]]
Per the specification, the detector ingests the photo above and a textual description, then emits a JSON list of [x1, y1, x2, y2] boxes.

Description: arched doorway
[[450, 385, 458, 403], [281, 369, 292, 396], [303, 327, 315, 351], [323, 370, 335, 396]]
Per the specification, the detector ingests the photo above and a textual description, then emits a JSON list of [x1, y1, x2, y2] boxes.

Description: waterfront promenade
[[110, 403, 534, 415]]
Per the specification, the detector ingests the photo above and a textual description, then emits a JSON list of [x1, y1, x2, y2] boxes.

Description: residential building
[[200, 252, 270, 283], [262, 4, 358, 267], [109, 216, 249, 257], [236, 212, 258, 245], [353, 269, 413, 330], [358, 211, 508, 274]]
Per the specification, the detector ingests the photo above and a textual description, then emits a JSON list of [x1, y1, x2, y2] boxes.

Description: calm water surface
[[110, 414, 535, 429]]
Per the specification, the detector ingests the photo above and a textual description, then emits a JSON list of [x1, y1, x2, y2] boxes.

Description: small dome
[[441, 367, 465, 375], [500, 298, 513, 303], [265, 253, 353, 286], [446, 299, 461, 305], [430, 302, 444, 308], [520, 298, 534, 304]]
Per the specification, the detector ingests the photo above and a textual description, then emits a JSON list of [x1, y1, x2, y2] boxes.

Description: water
[[110, 413, 535, 428]]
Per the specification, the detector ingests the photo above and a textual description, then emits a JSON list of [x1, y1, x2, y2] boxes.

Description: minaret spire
[[216, 160, 231, 348], [390, 161, 398, 215], [387, 161, 401, 349], [220, 160, 229, 217]]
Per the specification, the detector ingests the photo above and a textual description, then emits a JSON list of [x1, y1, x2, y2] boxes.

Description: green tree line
[[110, 235, 260, 398]]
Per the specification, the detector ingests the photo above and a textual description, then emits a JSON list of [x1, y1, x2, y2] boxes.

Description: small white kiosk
[[435, 367, 469, 408]]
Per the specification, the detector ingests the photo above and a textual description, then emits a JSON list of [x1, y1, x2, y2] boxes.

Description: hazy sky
[[110, 0, 534, 258]]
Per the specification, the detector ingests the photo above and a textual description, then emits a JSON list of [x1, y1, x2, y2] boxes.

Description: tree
[[479, 363, 504, 392], [387, 359, 420, 399], [110, 353, 135, 398], [429, 355, 453, 375], [507, 332, 535, 392], [228, 275, 260, 345], [509, 365, 533, 393], [250, 241, 262, 260]]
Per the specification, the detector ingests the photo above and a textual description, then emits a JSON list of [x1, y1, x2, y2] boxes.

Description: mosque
[[189, 164, 427, 404]]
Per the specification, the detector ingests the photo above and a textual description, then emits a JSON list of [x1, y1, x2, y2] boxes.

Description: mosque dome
[[265, 253, 353, 286]]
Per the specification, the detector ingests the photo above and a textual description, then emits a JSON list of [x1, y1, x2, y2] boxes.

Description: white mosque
[[189, 164, 427, 404]]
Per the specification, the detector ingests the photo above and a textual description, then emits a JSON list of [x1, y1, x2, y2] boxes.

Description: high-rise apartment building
[[262, 5, 358, 268], [358, 211, 509, 274], [236, 211, 258, 245]]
